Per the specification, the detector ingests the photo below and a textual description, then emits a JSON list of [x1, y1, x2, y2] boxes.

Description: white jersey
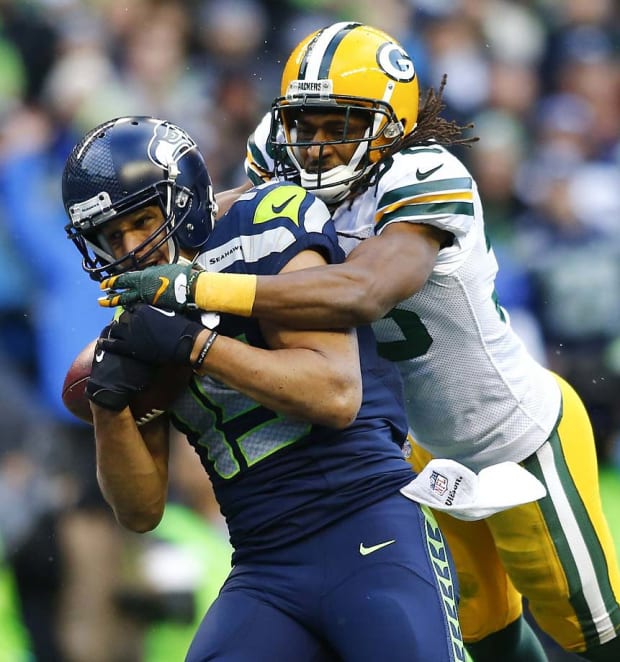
[[246, 122, 561, 470]]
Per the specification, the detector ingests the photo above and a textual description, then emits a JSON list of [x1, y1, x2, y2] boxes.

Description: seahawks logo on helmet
[[376, 42, 415, 82], [147, 122, 197, 173]]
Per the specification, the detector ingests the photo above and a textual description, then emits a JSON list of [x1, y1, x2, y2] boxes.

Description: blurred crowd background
[[0, 0, 618, 660]]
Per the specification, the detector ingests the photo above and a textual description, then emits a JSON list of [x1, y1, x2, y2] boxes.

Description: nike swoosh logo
[[147, 305, 176, 317], [152, 276, 170, 305], [95, 349, 105, 363], [271, 194, 297, 214], [416, 164, 443, 180], [359, 539, 396, 556]]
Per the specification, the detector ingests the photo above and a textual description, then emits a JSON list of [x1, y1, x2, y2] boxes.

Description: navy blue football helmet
[[62, 116, 216, 281]]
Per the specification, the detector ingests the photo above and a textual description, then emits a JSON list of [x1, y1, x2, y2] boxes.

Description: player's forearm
[[192, 333, 361, 428], [91, 405, 168, 532], [192, 235, 429, 328], [254, 263, 380, 326], [192, 263, 382, 329]]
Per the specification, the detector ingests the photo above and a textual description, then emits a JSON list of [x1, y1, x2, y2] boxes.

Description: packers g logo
[[148, 121, 196, 170], [376, 42, 415, 82]]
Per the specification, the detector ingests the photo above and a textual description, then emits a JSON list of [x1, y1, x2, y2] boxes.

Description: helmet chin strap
[[299, 165, 355, 203], [296, 138, 372, 205]]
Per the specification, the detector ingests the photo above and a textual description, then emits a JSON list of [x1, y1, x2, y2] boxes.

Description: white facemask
[[289, 138, 372, 205]]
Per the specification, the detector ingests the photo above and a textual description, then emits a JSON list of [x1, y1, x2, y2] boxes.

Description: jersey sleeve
[[202, 182, 344, 277], [244, 112, 276, 185], [373, 147, 476, 241]]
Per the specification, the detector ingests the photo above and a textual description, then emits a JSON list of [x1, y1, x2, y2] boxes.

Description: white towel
[[401, 459, 547, 521]]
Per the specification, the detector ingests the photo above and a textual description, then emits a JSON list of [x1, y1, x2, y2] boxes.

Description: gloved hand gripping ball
[[62, 331, 195, 425], [85, 323, 155, 411], [99, 304, 206, 366]]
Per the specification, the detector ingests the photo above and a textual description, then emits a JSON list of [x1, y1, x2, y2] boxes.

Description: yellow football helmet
[[271, 22, 419, 204]]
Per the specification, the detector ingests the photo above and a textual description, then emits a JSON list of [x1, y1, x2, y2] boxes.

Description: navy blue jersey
[[169, 182, 411, 561]]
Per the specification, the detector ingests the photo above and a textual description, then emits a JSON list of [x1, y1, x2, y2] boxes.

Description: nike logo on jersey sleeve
[[416, 164, 443, 180], [271, 193, 297, 214]]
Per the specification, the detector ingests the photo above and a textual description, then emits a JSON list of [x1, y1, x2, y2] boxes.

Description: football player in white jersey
[[97, 23, 620, 662]]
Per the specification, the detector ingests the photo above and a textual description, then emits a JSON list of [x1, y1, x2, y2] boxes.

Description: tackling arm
[[205, 222, 448, 328], [256, 223, 443, 326], [98, 223, 447, 328]]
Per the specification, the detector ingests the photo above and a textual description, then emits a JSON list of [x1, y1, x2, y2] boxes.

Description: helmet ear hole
[[176, 190, 212, 249]]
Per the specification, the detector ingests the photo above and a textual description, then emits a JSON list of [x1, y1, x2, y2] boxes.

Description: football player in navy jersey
[[100, 24, 620, 662], [61, 116, 465, 661]]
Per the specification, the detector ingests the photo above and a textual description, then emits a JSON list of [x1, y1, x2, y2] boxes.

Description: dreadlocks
[[402, 75, 478, 150], [347, 75, 478, 204]]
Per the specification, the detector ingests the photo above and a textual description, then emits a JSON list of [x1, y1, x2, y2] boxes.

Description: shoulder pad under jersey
[[245, 112, 276, 184], [373, 146, 476, 240]]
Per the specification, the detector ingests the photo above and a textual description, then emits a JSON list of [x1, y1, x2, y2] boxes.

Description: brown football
[[62, 339, 193, 426]]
